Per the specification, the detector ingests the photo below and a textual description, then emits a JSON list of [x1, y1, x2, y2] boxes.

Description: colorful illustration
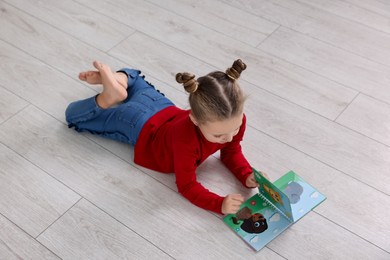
[[223, 169, 326, 251], [263, 183, 284, 205], [283, 181, 303, 204], [231, 206, 268, 234]]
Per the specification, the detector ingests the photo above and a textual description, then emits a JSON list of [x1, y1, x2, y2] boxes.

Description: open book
[[223, 169, 326, 251]]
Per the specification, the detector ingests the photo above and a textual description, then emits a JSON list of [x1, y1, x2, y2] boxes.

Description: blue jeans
[[65, 68, 175, 145]]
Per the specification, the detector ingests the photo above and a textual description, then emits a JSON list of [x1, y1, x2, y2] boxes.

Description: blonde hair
[[176, 59, 247, 124]]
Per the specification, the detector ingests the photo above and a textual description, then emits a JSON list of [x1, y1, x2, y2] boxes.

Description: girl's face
[[192, 113, 243, 144]]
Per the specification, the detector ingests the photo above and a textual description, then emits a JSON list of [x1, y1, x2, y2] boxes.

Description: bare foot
[[79, 71, 101, 84], [79, 68, 128, 89], [93, 61, 128, 109]]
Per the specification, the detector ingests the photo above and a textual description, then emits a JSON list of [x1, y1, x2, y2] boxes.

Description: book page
[[224, 170, 326, 251], [254, 169, 293, 221], [273, 171, 326, 222], [223, 192, 291, 251]]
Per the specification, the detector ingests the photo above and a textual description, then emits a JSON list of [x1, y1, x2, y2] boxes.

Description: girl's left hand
[[260, 171, 270, 180], [245, 171, 270, 188], [245, 172, 259, 188]]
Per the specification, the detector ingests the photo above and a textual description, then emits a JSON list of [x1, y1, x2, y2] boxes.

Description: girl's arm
[[175, 160, 245, 215], [220, 115, 253, 187], [174, 150, 225, 214]]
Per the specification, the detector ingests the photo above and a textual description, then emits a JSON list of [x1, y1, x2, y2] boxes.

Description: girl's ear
[[189, 113, 199, 126]]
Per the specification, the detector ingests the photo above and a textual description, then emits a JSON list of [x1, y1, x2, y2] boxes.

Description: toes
[[93, 60, 103, 70], [93, 60, 111, 74], [78, 72, 87, 81]]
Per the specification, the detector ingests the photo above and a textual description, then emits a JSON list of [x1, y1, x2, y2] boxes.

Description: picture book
[[223, 169, 326, 251]]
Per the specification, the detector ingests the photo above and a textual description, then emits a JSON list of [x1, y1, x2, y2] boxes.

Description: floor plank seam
[[247, 124, 390, 198]]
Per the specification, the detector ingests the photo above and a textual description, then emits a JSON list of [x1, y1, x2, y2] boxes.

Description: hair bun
[[176, 72, 199, 93], [226, 59, 247, 80]]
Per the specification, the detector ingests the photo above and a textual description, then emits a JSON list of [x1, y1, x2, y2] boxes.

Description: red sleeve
[[173, 132, 225, 214], [220, 115, 253, 187]]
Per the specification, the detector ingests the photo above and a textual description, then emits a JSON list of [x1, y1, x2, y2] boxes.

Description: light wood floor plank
[[223, 0, 390, 67], [336, 94, 390, 147], [38, 199, 172, 260], [0, 141, 80, 237], [268, 212, 389, 259], [345, 0, 390, 18], [0, 86, 28, 124], [0, 214, 59, 259], [0, 1, 125, 78], [0, 40, 98, 122], [3, 0, 135, 52], [147, 0, 279, 47], [297, 0, 390, 34], [258, 27, 390, 105]]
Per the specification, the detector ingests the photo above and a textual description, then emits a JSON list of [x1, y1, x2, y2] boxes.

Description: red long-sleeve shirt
[[134, 106, 253, 214]]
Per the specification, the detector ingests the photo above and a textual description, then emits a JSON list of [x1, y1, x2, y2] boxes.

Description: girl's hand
[[245, 172, 259, 188], [260, 171, 270, 180], [245, 171, 270, 187], [222, 194, 244, 214]]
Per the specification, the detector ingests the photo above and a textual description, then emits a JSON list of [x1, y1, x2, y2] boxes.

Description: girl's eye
[[214, 135, 222, 138]]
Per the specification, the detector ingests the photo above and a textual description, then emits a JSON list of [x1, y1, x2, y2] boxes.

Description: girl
[[66, 59, 261, 215]]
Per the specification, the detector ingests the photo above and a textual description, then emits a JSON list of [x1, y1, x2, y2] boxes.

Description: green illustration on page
[[223, 168, 326, 251]]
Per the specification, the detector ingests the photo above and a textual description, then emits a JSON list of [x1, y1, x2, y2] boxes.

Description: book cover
[[223, 169, 326, 251]]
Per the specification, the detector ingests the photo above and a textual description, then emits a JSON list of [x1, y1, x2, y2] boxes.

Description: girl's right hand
[[222, 194, 244, 215]]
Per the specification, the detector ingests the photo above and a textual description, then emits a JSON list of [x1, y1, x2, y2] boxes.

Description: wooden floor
[[1, 0, 389, 259]]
